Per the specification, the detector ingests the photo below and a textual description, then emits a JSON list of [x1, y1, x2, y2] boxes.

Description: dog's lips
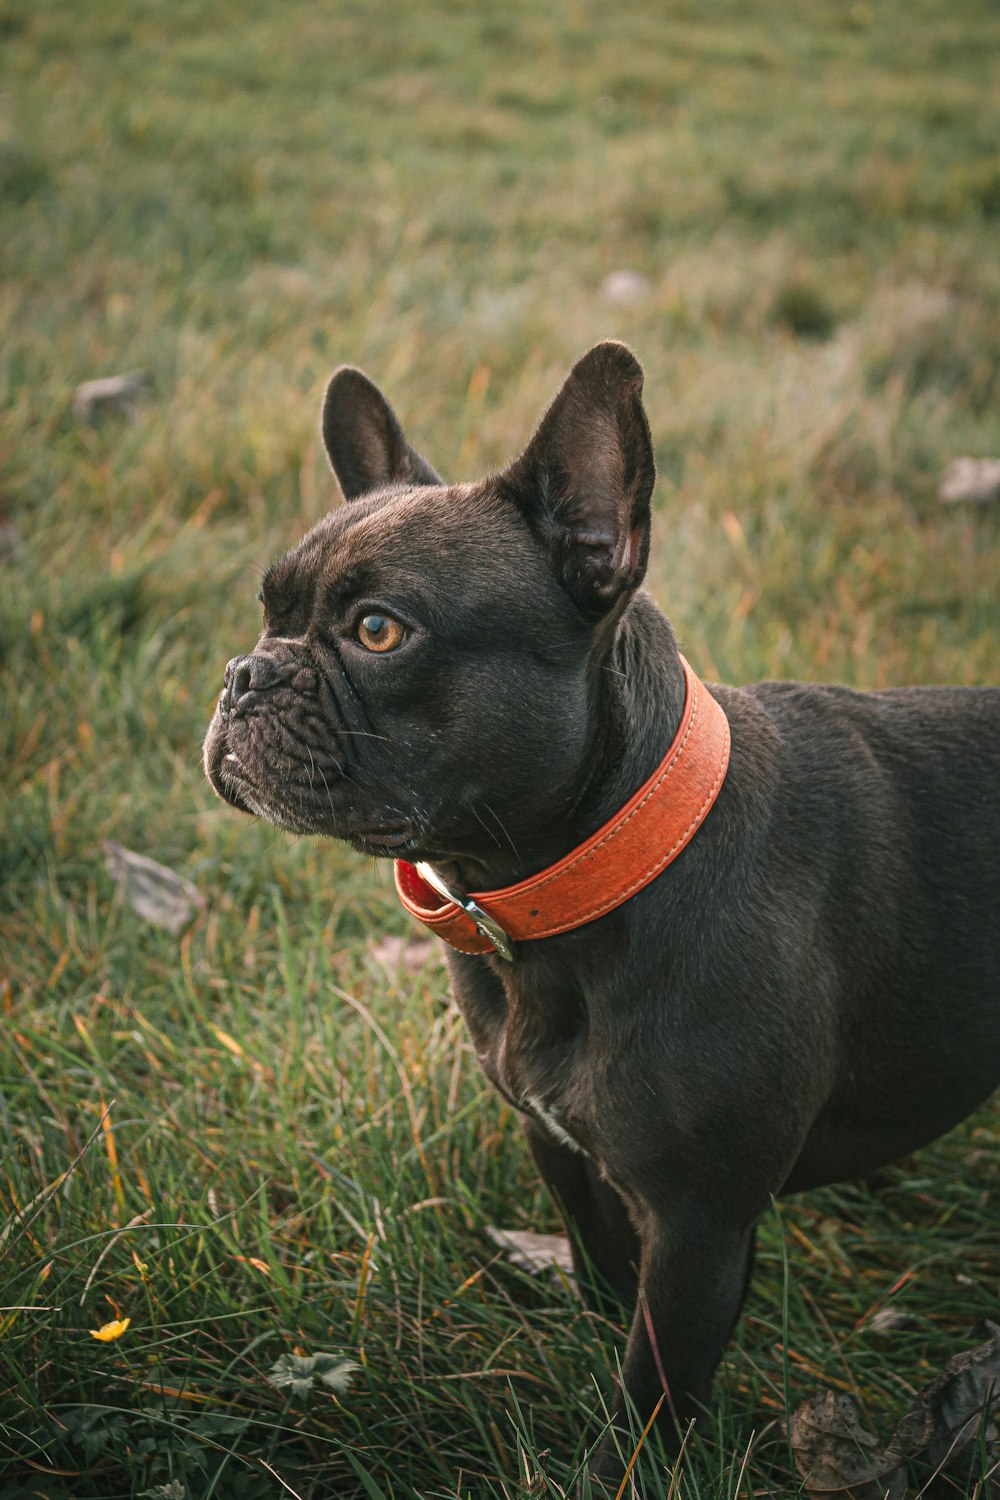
[[210, 730, 418, 849], [205, 727, 278, 822], [205, 691, 422, 851], [350, 823, 414, 850], [214, 746, 264, 816]]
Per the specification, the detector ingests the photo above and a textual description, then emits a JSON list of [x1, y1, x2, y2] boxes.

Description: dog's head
[[203, 342, 656, 867]]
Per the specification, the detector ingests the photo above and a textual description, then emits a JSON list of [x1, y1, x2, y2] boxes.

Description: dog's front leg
[[523, 1119, 640, 1313], [586, 1205, 757, 1492]]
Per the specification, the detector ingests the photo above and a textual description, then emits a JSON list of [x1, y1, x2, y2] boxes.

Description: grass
[[1, 0, 998, 1495]]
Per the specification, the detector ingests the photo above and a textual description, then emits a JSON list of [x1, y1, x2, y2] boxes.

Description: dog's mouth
[[207, 732, 420, 853], [352, 824, 414, 850], [214, 746, 296, 827]]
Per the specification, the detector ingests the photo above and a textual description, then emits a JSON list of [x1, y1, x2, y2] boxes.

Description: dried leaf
[[939, 456, 1000, 505], [103, 841, 203, 936], [895, 1321, 1000, 1476], [600, 269, 650, 305], [368, 933, 438, 973], [73, 370, 150, 423], [486, 1227, 575, 1279], [867, 1306, 917, 1335], [0, 518, 21, 561], [789, 1391, 906, 1499]]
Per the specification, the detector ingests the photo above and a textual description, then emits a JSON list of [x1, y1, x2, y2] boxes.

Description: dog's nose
[[223, 654, 280, 711]]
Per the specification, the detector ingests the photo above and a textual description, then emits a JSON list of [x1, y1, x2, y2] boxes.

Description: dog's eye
[[355, 612, 407, 653]]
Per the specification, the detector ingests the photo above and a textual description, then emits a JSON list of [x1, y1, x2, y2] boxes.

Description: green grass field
[[2, 1, 999, 1495]]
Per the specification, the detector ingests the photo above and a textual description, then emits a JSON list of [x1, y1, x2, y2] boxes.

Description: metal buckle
[[415, 862, 514, 962]]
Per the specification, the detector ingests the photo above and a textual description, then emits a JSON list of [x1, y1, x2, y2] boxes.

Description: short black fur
[[204, 343, 1000, 1491]]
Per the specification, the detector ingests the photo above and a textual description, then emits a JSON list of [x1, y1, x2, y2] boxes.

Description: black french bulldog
[[204, 342, 1000, 1488]]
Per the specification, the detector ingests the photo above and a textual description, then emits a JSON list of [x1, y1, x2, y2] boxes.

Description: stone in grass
[[789, 1390, 906, 1500], [73, 370, 150, 424], [939, 456, 1000, 506], [102, 841, 203, 936]]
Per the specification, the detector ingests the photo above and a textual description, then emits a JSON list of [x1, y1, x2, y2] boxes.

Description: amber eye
[[355, 612, 407, 653]]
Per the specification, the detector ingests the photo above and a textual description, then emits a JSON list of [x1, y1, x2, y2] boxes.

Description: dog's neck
[[432, 593, 688, 893]]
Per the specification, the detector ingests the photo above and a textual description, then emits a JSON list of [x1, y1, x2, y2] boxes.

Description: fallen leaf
[[368, 933, 438, 973], [600, 269, 651, 305], [486, 1227, 575, 1280], [867, 1306, 918, 1335], [939, 456, 1000, 505], [0, 518, 21, 561], [103, 842, 203, 935], [73, 370, 150, 424], [789, 1390, 906, 1499], [895, 1321, 1000, 1478]]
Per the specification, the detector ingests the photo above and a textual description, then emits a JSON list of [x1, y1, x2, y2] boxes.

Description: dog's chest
[[520, 1091, 590, 1155], [450, 955, 594, 1158]]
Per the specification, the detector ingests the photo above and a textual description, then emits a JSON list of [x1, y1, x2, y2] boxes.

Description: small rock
[[73, 370, 150, 424], [939, 456, 1000, 505], [600, 269, 650, 306]]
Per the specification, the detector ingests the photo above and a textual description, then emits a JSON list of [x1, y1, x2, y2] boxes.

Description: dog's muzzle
[[221, 653, 284, 717]]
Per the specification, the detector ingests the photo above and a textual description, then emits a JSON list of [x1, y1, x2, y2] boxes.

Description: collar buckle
[[415, 862, 514, 962]]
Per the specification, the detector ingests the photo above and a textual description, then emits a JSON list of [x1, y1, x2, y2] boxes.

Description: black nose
[[223, 654, 280, 710]]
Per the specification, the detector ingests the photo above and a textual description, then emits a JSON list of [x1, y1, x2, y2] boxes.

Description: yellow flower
[[89, 1317, 131, 1342]]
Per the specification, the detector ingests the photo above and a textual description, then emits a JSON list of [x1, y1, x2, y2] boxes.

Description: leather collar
[[394, 657, 731, 960]]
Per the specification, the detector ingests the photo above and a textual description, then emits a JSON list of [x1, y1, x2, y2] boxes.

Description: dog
[[204, 342, 1000, 1488]]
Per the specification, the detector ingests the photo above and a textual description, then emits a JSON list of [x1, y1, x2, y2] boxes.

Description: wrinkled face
[[203, 482, 596, 861], [204, 341, 656, 869]]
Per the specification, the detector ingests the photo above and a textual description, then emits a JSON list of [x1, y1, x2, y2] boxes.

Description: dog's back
[[723, 678, 1000, 1187]]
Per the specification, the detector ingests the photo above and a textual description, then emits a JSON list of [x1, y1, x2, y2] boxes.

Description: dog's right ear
[[321, 368, 444, 502]]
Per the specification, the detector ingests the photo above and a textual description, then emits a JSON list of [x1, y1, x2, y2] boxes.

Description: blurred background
[[2, 2, 998, 1497]]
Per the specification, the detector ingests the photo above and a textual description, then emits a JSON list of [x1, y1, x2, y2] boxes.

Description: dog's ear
[[499, 342, 655, 618], [321, 367, 444, 501]]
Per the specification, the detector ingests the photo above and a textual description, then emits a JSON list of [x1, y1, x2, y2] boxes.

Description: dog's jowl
[[204, 343, 1000, 1486]]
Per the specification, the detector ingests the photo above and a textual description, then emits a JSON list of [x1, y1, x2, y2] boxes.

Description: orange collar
[[394, 657, 730, 960]]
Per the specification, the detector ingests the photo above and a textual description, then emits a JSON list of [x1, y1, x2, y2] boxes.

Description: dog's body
[[204, 344, 1000, 1485]]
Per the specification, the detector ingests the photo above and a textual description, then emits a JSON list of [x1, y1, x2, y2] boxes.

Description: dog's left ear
[[322, 367, 444, 501], [499, 341, 655, 618]]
